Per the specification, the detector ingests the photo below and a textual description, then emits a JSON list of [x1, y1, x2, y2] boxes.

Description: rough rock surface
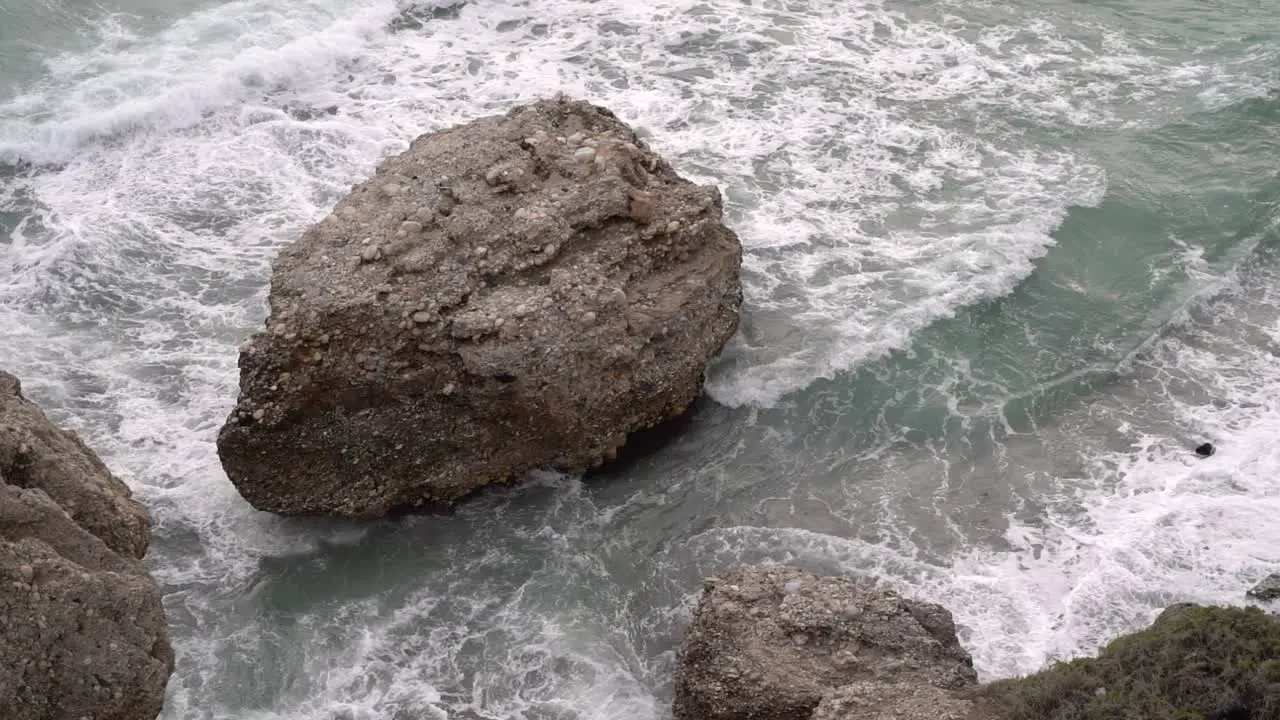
[[1247, 573, 1280, 602], [812, 682, 979, 720], [808, 676, 977, 717], [673, 565, 978, 720], [0, 371, 174, 720], [217, 97, 743, 517]]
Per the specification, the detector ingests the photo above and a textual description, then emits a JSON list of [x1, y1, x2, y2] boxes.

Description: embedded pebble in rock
[[217, 97, 743, 518]]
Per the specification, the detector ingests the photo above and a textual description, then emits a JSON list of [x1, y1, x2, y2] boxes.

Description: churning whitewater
[[1, 0, 1278, 717]]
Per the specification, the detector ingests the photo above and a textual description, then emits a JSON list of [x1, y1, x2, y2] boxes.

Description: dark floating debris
[[388, 1, 466, 32], [1195, 442, 1215, 458], [282, 103, 339, 122]]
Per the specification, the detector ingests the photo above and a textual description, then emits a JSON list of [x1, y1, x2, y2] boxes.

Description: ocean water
[[2, 0, 1279, 717]]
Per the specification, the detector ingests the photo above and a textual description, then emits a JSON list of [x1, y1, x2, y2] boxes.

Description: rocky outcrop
[[1247, 573, 1280, 602], [217, 97, 743, 517], [982, 604, 1280, 720], [673, 565, 978, 720], [0, 371, 173, 720]]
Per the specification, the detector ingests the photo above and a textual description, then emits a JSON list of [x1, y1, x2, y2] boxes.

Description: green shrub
[[982, 605, 1280, 720]]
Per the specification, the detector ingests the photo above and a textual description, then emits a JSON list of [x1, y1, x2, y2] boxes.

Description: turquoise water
[[2, 0, 1279, 717]]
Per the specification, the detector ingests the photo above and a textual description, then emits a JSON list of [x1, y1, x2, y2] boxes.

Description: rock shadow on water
[[582, 392, 716, 482]]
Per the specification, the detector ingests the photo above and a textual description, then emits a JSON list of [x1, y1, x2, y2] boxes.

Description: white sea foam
[[681, 255, 1280, 680], [949, 276, 1280, 677], [0, 0, 1274, 717], [1, 0, 1217, 410]]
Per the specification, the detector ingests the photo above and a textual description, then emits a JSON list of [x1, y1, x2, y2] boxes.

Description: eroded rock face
[[217, 97, 743, 517], [673, 565, 977, 720], [0, 371, 174, 720], [811, 682, 979, 720]]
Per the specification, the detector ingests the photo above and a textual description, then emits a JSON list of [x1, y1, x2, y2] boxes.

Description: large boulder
[[673, 565, 978, 720], [217, 97, 743, 517], [0, 371, 174, 720]]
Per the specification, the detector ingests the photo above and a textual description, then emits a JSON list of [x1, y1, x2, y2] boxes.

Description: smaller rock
[[1195, 442, 1215, 457], [673, 565, 976, 720], [1, 369, 174, 719], [574, 146, 597, 164], [1247, 573, 1280, 602], [411, 311, 432, 324]]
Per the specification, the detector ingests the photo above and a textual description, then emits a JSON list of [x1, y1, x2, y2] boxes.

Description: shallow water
[[1, 0, 1278, 717]]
